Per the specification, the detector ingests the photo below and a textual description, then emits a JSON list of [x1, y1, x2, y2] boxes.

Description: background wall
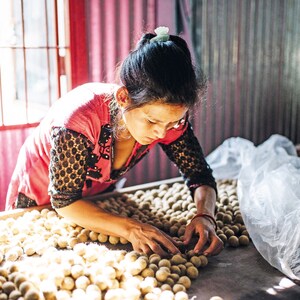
[[0, 125, 37, 210], [189, 0, 300, 152], [1, 0, 299, 210], [84, 0, 300, 187]]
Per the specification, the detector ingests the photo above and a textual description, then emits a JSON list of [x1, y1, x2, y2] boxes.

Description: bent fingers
[[152, 230, 180, 255], [203, 235, 224, 256]]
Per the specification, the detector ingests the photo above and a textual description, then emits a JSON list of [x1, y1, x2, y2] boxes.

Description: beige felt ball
[[159, 290, 175, 300], [170, 265, 181, 275], [88, 231, 99, 242], [224, 229, 235, 238], [61, 276, 75, 291], [177, 276, 191, 289], [158, 259, 171, 269], [195, 256, 206, 268], [141, 268, 155, 278], [175, 291, 189, 300], [149, 264, 159, 273], [56, 290, 71, 300], [149, 254, 161, 265], [172, 283, 186, 293], [72, 288, 86, 299], [104, 288, 125, 300], [239, 235, 250, 246], [97, 233, 108, 243], [189, 256, 201, 268], [171, 267, 181, 277], [234, 214, 244, 224], [68, 237, 79, 248], [8, 290, 23, 300], [108, 235, 120, 245], [2, 281, 16, 295], [160, 283, 172, 291], [19, 281, 33, 296], [24, 289, 40, 300], [155, 267, 170, 282], [186, 266, 198, 279], [177, 264, 187, 276], [218, 234, 227, 244], [14, 274, 27, 288], [5, 250, 19, 262], [228, 236, 239, 247], [170, 254, 186, 265], [75, 275, 90, 290], [71, 265, 84, 279]]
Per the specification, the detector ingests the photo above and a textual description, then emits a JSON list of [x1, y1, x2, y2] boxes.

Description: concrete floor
[[188, 243, 300, 300]]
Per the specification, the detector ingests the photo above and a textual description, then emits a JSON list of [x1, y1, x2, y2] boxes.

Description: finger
[[153, 235, 180, 255], [203, 235, 224, 256], [160, 230, 181, 249], [183, 223, 194, 245], [148, 240, 170, 257], [193, 229, 209, 254], [152, 229, 181, 255], [140, 243, 153, 256], [135, 243, 153, 256]]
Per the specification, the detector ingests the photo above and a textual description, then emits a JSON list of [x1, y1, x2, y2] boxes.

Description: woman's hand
[[126, 219, 180, 257], [183, 185, 223, 256], [56, 199, 180, 257], [183, 216, 223, 256]]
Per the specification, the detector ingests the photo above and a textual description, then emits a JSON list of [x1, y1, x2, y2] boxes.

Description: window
[[0, 0, 69, 127]]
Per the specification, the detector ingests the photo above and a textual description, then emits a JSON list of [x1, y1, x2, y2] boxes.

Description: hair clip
[[150, 26, 170, 43]]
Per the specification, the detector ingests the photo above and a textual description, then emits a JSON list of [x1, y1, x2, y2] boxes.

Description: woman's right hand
[[126, 219, 180, 257], [56, 199, 180, 257]]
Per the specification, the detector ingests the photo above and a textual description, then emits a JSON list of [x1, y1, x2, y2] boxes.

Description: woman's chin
[[139, 136, 155, 145]]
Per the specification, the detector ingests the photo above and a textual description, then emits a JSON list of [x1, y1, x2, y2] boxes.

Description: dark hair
[[119, 32, 207, 110]]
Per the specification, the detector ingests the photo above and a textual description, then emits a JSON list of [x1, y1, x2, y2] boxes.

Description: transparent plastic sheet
[[207, 135, 300, 280], [206, 137, 255, 179]]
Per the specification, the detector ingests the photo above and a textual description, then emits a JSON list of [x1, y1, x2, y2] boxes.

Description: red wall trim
[[0, 126, 37, 211], [69, 0, 89, 88]]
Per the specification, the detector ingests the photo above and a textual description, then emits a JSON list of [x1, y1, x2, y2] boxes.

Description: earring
[[116, 87, 129, 105]]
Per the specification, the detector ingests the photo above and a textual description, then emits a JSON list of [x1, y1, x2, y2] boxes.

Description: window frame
[[0, 0, 88, 130]]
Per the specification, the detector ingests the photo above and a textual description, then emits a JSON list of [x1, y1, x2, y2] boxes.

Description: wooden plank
[[0, 177, 184, 219], [0, 204, 52, 220]]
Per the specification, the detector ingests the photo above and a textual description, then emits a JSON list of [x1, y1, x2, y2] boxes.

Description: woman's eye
[[147, 119, 156, 124], [173, 118, 184, 129]]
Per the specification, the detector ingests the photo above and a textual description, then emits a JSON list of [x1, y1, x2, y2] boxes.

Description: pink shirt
[[6, 83, 187, 209]]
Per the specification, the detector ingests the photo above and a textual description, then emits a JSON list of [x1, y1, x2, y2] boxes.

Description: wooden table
[[188, 243, 300, 300], [1, 177, 299, 300]]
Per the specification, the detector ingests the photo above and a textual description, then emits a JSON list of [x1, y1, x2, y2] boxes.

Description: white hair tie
[[150, 26, 170, 43]]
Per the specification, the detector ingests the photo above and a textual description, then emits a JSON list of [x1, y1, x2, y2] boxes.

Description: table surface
[[1, 177, 299, 300], [187, 243, 300, 300]]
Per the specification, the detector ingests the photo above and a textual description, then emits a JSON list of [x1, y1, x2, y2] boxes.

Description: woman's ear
[[115, 86, 130, 108]]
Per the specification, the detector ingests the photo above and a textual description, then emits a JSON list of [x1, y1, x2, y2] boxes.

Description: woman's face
[[123, 101, 188, 145]]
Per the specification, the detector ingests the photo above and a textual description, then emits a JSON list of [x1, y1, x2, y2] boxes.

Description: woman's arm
[[194, 185, 216, 214], [56, 199, 180, 257], [160, 123, 223, 255], [49, 127, 179, 256]]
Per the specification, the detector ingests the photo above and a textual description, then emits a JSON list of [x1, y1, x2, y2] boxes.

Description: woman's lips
[[144, 137, 155, 143]]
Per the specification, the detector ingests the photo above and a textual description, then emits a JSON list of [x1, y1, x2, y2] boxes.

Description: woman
[[6, 27, 223, 257]]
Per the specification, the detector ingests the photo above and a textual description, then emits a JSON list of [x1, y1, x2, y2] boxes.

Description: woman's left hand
[[183, 215, 223, 256]]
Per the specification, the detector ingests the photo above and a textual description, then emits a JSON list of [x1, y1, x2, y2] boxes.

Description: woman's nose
[[153, 125, 167, 139]]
